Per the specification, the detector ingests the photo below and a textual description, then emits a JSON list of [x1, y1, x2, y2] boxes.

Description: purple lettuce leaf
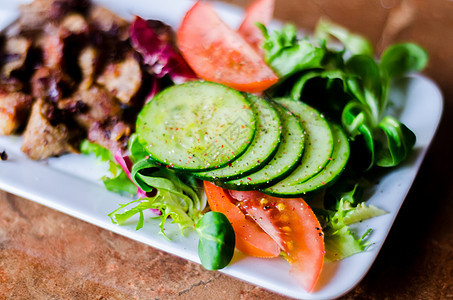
[[114, 149, 161, 215], [130, 16, 197, 84]]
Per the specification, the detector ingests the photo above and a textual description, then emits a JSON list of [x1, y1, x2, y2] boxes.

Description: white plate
[[0, 1, 443, 299]]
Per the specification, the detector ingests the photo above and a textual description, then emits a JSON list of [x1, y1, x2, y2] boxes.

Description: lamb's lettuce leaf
[[380, 43, 429, 79], [101, 138, 232, 269], [260, 20, 427, 170], [315, 18, 374, 56], [195, 212, 235, 270]]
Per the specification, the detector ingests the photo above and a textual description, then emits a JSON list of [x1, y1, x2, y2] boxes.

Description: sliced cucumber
[[136, 81, 256, 171], [220, 101, 304, 190], [264, 123, 350, 197], [262, 98, 334, 195], [194, 94, 281, 180]]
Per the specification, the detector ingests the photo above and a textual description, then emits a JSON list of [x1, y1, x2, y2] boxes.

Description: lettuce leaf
[[107, 137, 206, 237], [315, 18, 374, 56], [324, 227, 371, 261], [108, 189, 195, 237], [259, 23, 324, 78], [343, 202, 387, 225], [260, 20, 427, 170], [131, 158, 204, 222], [130, 16, 197, 84], [315, 182, 387, 261], [80, 136, 204, 232], [80, 140, 137, 195]]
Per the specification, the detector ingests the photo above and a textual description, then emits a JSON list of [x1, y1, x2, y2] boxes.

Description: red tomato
[[229, 190, 325, 292], [204, 181, 280, 258], [238, 0, 275, 53], [177, 1, 278, 93]]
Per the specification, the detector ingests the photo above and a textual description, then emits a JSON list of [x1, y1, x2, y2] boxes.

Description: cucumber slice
[[194, 94, 281, 180], [220, 101, 304, 190], [264, 123, 350, 197], [262, 98, 334, 195], [136, 81, 256, 171]]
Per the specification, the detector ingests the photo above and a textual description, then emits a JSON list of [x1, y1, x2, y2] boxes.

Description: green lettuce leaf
[[380, 43, 428, 79], [131, 157, 204, 221], [315, 18, 374, 56], [324, 227, 371, 261], [316, 182, 387, 260], [195, 211, 235, 270], [80, 140, 137, 195], [128, 134, 149, 163], [343, 202, 387, 225], [376, 116, 417, 167], [80, 139, 113, 161], [259, 23, 324, 78], [260, 20, 426, 170], [108, 189, 195, 237]]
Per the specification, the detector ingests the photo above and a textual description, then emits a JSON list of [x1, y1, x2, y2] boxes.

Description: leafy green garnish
[[380, 43, 429, 79], [260, 20, 427, 170], [80, 139, 112, 161], [128, 134, 149, 163], [131, 157, 205, 223], [324, 227, 371, 261], [315, 18, 374, 56], [376, 116, 416, 167], [105, 140, 234, 270], [343, 202, 387, 225], [259, 23, 324, 78], [195, 211, 235, 270], [108, 190, 196, 234], [109, 194, 235, 270], [80, 140, 137, 195], [315, 182, 387, 261]]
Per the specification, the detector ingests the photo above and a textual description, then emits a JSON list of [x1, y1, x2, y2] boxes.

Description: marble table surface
[[1, 0, 453, 299]]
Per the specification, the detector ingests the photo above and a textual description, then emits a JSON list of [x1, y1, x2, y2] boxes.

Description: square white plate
[[0, 1, 443, 298]]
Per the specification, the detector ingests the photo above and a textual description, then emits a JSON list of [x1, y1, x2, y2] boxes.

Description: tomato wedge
[[229, 190, 325, 292], [203, 181, 280, 258], [177, 1, 278, 93], [238, 0, 275, 53]]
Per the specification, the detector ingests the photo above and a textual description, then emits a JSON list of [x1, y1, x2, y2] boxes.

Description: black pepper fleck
[[1, 150, 8, 161]]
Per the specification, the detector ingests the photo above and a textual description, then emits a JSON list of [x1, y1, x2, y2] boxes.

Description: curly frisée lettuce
[[108, 189, 197, 235], [323, 227, 371, 261], [81, 136, 206, 232], [108, 155, 236, 270], [315, 183, 388, 261], [323, 197, 386, 261]]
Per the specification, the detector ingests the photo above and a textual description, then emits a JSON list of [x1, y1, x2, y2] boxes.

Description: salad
[[100, 0, 427, 292], [0, 0, 429, 294]]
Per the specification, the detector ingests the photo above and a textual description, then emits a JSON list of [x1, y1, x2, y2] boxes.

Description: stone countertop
[[1, 0, 453, 299]]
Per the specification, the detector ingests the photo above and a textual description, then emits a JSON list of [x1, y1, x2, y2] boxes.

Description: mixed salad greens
[[82, 0, 428, 292]]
